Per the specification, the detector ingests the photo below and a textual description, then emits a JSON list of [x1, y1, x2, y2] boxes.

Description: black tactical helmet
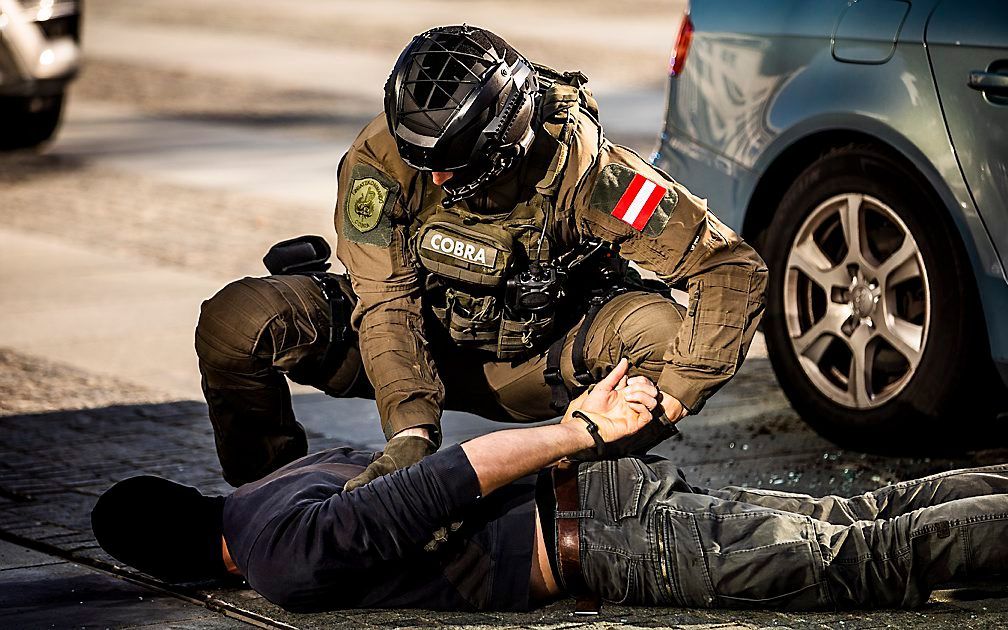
[[384, 25, 539, 205]]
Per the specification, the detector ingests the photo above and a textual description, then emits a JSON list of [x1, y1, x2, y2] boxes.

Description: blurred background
[[0, 0, 685, 401]]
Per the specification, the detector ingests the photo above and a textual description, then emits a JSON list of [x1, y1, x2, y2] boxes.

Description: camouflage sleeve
[[334, 119, 444, 441], [573, 141, 768, 412]]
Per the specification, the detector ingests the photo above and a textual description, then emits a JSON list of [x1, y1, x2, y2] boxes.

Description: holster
[[263, 235, 332, 275], [262, 235, 351, 367]]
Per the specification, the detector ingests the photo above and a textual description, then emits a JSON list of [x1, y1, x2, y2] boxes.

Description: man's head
[[384, 25, 538, 205], [91, 475, 229, 582]]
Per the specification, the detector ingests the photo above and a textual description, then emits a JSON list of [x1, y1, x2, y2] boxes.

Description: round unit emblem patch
[[347, 177, 388, 233]]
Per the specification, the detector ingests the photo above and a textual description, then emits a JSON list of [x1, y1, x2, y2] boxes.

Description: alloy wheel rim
[[784, 193, 931, 409]]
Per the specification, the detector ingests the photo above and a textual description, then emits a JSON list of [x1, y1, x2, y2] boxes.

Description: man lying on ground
[[93, 359, 1008, 612]]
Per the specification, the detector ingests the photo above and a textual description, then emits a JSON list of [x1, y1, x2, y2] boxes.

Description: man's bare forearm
[[460, 359, 657, 496], [461, 423, 594, 496]]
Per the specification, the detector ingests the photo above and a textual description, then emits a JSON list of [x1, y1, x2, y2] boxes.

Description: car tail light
[[669, 13, 694, 77]]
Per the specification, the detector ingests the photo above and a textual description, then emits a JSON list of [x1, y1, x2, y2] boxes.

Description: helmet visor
[[393, 122, 483, 172]]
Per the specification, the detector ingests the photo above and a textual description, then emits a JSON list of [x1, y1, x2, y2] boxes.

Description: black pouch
[[263, 235, 332, 275]]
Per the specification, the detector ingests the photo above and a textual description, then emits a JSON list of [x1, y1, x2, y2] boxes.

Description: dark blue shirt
[[222, 445, 536, 612]]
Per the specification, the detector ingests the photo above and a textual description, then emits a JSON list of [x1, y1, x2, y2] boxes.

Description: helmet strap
[[441, 158, 510, 207]]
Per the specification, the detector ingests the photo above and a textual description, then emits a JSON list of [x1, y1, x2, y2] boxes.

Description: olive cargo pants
[[195, 274, 686, 486], [574, 458, 1008, 609]]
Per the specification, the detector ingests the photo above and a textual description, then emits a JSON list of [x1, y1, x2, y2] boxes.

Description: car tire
[[0, 93, 64, 150], [762, 144, 989, 451]]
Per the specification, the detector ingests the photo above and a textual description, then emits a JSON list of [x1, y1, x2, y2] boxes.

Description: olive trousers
[[195, 274, 686, 486], [574, 458, 1008, 609]]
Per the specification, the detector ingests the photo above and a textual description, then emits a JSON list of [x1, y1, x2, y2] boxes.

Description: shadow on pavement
[[3, 384, 1008, 628]]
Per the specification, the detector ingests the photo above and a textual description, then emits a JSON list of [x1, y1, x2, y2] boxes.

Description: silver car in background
[[0, 0, 81, 148], [656, 0, 1007, 447]]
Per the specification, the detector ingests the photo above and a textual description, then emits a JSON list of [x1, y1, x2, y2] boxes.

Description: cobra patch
[[420, 229, 498, 268], [589, 164, 678, 238], [343, 163, 398, 247]]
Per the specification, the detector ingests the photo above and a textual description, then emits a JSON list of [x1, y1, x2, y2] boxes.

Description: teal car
[[655, 0, 1008, 446]]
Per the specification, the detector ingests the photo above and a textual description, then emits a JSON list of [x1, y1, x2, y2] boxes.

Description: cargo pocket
[[653, 508, 713, 607], [693, 510, 828, 609], [604, 458, 646, 522], [678, 270, 754, 373]]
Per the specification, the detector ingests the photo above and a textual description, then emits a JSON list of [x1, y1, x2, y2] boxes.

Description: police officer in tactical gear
[[195, 25, 768, 490]]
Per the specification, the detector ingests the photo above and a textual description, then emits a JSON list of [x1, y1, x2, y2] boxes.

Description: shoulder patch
[[343, 162, 399, 247], [589, 164, 677, 238]]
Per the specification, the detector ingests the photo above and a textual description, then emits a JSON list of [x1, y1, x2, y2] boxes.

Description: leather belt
[[551, 460, 600, 615]]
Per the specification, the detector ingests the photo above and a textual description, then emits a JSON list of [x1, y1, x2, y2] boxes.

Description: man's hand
[[344, 433, 436, 491], [563, 358, 657, 444], [656, 391, 689, 423], [460, 360, 662, 495]]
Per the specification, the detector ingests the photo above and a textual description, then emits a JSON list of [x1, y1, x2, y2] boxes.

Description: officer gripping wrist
[[195, 24, 766, 489]]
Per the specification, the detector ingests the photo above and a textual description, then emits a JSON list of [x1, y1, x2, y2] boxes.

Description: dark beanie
[[91, 475, 229, 582]]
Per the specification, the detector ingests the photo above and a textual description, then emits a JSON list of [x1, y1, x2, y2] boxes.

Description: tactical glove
[[344, 435, 437, 491]]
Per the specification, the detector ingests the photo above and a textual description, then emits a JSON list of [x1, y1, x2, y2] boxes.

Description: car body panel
[[654, 0, 1008, 382], [926, 0, 1008, 277], [832, 0, 909, 64]]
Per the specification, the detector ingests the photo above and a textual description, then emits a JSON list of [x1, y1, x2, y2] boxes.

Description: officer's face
[[432, 172, 453, 186]]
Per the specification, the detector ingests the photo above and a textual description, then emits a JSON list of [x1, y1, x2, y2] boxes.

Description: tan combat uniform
[[196, 73, 767, 486]]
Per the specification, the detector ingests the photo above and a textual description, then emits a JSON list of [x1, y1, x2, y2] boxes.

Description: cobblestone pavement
[[0, 540, 247, 629], [3, 348, 1008, 629]]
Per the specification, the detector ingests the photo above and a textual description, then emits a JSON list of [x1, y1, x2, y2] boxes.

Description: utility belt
[[428, 285, 557, 359]]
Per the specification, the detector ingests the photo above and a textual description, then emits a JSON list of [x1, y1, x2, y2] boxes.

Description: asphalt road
[[4, 1, 1008, 628]]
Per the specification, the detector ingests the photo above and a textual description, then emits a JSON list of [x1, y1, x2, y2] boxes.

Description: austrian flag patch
[[611, 173, 667, 230]]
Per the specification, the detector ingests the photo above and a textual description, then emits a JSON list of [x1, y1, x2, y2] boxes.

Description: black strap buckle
[[310, 274, 348, 345], [543, 366, 563, 385]]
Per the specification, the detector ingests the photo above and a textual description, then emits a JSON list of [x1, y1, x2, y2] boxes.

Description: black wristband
[[571, 410, 606, 457]]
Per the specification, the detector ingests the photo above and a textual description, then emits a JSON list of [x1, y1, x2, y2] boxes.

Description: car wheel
[[0, 94, 64, 150], [762, 144, 986, 450]]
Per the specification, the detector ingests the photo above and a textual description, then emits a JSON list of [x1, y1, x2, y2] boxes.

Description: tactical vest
[[415, 67, 601, 359]]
